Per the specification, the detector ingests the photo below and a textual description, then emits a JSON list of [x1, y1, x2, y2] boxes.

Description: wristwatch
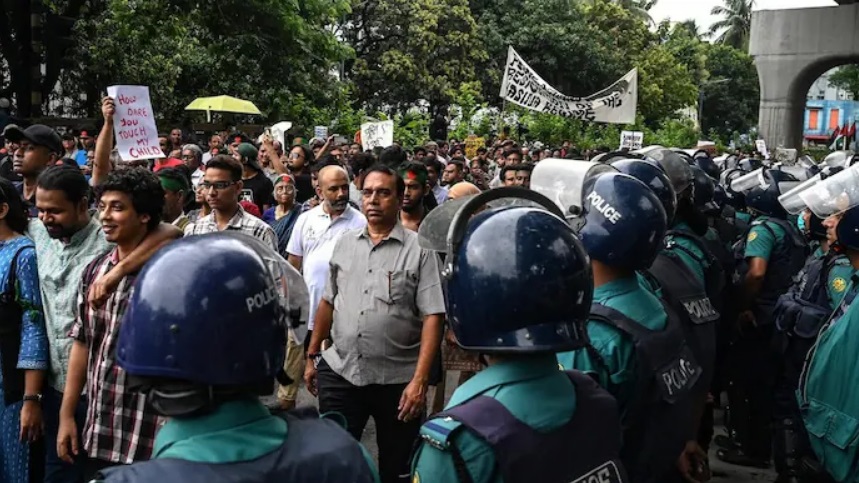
[[308, 352, 323, 368], [23, 394, 42, 404]]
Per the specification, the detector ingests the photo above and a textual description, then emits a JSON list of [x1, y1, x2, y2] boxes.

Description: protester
[[180, 144, 205, 187], [186, 184, 210, 223], [263, 174, 301, 256], [202, 134, 221, 164], [58, 168, 166, 480], [5, 124, 63, 217], [422, 155, 447, 205], [0, 178, 48, 483], [398, 162, 430, 232], [304, 165, 445, 483], [157, 168, 191, 231], [441, 159, 465, 187], [184, 155, 276, 250]]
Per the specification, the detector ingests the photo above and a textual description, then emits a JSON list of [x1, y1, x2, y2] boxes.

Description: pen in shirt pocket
[[388, 271, 393, 299]]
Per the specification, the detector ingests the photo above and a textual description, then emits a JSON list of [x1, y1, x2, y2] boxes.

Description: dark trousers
[[727, 323, 775, 459], [43, 387, 87, 483], [317, 360, 422, 483]]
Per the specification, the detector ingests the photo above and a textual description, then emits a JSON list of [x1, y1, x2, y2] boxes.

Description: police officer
[[719, 170, 809, 468], [770, 180, 852, 483], [796, 165, 859, 482], [537, 160, 700, 483], [614, 157, 719, 479], [411, 187, 626, 483], [92, 233, 380, 483]]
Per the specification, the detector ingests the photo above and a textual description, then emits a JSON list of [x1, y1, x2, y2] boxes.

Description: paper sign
[[270, 121, 293, 147], [464, 135, 485, 159], [360, 120, 394, 151], [500, 47, 637, 124], [106, 85, 164, 162], [620, 131, 644, 150], [755, 139, 769, 159], [314, 125, 328, 140]]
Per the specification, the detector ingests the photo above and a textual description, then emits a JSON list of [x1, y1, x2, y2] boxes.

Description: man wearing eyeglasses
[[184, 155, 276, 250]]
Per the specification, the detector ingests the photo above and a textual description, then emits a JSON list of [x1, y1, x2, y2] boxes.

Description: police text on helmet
[[246, 286, 279, 313], [586, 191, 623, 224]]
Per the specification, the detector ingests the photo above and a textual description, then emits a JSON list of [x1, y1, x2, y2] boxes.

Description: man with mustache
[[286, 164, 367, 354]]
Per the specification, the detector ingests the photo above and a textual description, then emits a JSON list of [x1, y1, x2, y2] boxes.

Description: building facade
[[803, 70, 858, 146]]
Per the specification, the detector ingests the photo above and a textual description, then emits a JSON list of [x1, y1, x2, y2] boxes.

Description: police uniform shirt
[[744, 216, 787, 261], [666, 221, 711, 285], [557, 277, 667, 410], [90, 399, 381, 482], [735, 211, 753, 224], [411, 355, 576, 483], [812, 248, 856, 310]]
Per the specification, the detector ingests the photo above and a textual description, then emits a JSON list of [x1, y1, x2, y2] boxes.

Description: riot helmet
[[117, 233, 306, 417], [738, 158, 763, 172], [634, 146, 693, 196], [695, 155, 721, 181], [418, 188, 592, 353], [611, 158, 677, 224], [578, 172, 668, 269], [800, 164, 859, 251], [690, 166, 719, 215]]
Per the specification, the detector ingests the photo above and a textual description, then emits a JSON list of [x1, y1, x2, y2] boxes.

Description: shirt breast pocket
[[374, 270, 418, 314]]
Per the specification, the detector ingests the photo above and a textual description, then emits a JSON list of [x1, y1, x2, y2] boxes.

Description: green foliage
[[63, 0, 352, 124], [344, 0, 486, 113], [829, 65, 859, 100], [701, 44, 760, 140], [709, 0, 753, 51]]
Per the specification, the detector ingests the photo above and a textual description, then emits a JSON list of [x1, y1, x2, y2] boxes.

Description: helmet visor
[[730, 168, 764, 193], [778, 173, 822, 214], [531, 159, 616, 217], [800, 164, 859, 218]]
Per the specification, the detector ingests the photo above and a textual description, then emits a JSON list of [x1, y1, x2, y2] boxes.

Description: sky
[[649, 0, 837, 32]]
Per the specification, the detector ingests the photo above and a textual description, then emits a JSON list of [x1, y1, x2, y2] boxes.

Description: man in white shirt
[[281, 165, 365, 409], [287, 165, 367, 347]]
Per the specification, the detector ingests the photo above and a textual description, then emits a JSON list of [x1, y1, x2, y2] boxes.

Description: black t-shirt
[[293, 173, 314, 204], [241, 171, 275, 214]]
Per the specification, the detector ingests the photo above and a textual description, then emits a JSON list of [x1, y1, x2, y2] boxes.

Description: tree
[[343, 0, 486, 115], [700, 44, 759, 139], [63, 0, 352, 127], [709, 0, 754, 51], [829, 65, 859, 100], [583, 0, 658, 25]]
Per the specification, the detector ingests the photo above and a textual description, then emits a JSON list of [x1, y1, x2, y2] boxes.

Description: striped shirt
[[69, 248, 159, 464], [184, 205, 277, 250]]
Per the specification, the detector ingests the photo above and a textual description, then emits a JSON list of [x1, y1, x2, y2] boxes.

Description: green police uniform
[[736, 211, 753, 224], [557, 277, 667, 410], [90, 399, 380, 483], [411, 355, 576, 483], [666, 221, 712, 285], [823, 252, 855, 310], [744, 216, 787, 261]]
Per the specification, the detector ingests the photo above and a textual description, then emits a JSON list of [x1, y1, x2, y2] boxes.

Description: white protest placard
[[314, 125, 328, 140], [360, 120, 394, 151], [106, 85, 164, 162], [620, 131, 643, 150], [500, 47, 637, 124], [270, 121, 293, 147], [755, 139, 769, 159]]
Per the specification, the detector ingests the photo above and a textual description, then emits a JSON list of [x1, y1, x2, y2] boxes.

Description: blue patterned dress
[[0, 236, 48, 483]]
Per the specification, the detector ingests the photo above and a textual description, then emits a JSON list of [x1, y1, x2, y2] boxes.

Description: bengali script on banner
[[499, 47, 637, 124]]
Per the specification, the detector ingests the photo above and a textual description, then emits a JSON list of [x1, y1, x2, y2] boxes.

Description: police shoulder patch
[[833, 277, 848, 293], [747, 231, 758, 242]]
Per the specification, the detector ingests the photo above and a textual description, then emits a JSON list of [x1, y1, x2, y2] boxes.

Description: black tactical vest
[[97, 408, 378, 483], [435, 370, 627, 483], [588, 303, 701, 483]]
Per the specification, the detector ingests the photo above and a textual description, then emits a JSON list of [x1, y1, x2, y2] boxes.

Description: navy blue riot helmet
[[579, 172, 668, 269], [837, 207, 859, 251], [690, 165, 719, 214], [612, 158, 677, 224], [117, 233, 289, 416], [746, 185, 787, 218], [695, 155, 721, 181], [441, 188, 593, 354]]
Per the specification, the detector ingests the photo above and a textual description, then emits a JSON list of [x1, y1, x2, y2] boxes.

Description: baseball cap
[[3, 124, 63, 155], [236, 142, 261, 171], [79, 130, 92, 139]]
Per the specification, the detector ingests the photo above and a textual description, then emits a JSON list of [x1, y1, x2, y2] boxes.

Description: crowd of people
[[1, 91, 859, 483]]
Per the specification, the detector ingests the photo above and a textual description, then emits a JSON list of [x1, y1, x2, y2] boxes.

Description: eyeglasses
[[200, 181, 237, 191]]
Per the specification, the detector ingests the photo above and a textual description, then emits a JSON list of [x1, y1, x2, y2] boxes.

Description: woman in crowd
[[186, 183, 210, 223], [0, 178, 48, 483], [263, 174, 301, 255]]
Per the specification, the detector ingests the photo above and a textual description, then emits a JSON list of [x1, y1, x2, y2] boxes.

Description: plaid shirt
[[69, 248, 158, 464], [184, 205, 277, 250]]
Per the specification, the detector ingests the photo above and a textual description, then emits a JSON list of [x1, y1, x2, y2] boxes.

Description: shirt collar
[[446, 355, 560, 407], [153, 399, 279, 459], [357, 221, 406, 242], [314, 204, 357, 221]]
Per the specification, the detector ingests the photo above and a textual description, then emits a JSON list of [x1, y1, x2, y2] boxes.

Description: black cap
[[3, 124, 63, 155]]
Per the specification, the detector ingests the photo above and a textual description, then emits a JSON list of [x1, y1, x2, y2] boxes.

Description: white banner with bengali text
[[499, 47, 637, 124], [360, 120, 394, 151]]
